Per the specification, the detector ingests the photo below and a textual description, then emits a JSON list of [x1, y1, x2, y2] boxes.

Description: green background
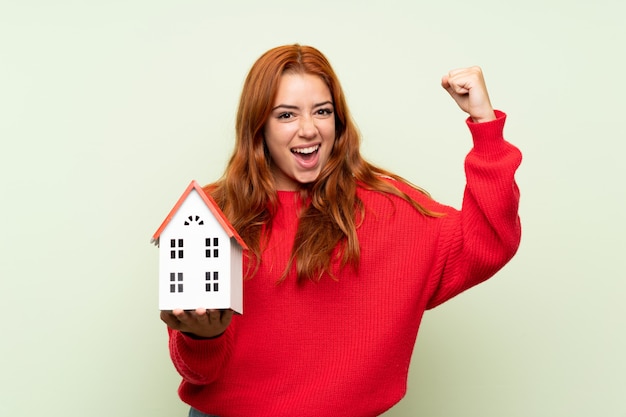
[[2, 1, 624, 416]]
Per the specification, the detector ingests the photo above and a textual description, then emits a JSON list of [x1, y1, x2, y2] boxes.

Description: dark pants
[[188, 407, 219, 417]]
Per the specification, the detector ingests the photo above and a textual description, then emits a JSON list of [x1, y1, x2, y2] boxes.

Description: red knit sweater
[[166, 111, 522, 417]]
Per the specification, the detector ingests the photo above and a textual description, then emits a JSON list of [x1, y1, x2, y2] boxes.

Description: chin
[[295, 173, 321, 185]]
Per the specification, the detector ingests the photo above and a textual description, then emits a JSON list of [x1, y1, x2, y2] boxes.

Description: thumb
[[441, 75, 467, 98], [441, 75, 452, 92]]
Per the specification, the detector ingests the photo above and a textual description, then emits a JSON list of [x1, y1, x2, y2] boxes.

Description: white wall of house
[[158, 189, 236, 310]]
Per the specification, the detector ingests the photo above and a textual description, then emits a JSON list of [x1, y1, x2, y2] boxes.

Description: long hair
[[207, 44, 439, 282]]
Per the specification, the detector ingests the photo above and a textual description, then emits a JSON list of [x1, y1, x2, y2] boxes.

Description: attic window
[[205, 237, 219, 258], [184, 215, 204, 226]]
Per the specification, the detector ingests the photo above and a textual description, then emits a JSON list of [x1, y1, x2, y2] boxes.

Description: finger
[[442, 75, 470, 96], [451, 84, 470, 95], [160, 310, 181, 329], [208, 309, 221, 324], [194, 308, 210, 326], [446, 67, 483, 90], [447, 66, 483, 79], [220, 309, 234, 326], [441, 75, 451, 89], [443, 68, 468, 87], [441, 77, 463, 99], [172, 309, 194, 326], [446, 67, 468, 77], [445, 74, 471, 94]]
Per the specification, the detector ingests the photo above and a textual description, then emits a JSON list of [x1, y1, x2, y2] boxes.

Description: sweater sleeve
[[426, 110, 522, 309], [167, 318, 236, 385]]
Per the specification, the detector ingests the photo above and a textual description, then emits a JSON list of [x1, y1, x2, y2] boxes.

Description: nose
[[298, 116, 317, 139]]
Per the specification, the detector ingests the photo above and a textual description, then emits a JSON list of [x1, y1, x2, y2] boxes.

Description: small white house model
[[151, 180, 247, 313]]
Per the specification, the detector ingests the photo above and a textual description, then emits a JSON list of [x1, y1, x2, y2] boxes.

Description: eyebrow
[[271, 101, 334, 112]]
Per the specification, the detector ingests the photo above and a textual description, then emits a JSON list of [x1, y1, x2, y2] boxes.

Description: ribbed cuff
[[466, 110, 507, 154]]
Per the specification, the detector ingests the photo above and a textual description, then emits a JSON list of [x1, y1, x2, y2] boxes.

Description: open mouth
[[291, 144, 320, 161]]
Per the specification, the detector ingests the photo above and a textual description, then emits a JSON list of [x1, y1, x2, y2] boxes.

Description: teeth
[[292, 145, 319, 155]]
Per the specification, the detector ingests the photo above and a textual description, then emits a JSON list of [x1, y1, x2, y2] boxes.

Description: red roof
[[151, 180, 248, 250]]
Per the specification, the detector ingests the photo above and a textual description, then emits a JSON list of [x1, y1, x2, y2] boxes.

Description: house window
[[205, 271, 219, 292], [169, 272, 184, 293], [184, 215, 204, 226], [205, 237, 219, 258], [170, 239, 184, 259]]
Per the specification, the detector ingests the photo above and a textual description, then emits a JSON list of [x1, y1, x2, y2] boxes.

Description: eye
[[277, 112, 293, 119], [315, 108, 333, 117]]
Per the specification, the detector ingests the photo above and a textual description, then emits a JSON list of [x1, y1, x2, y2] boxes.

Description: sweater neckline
[[276, 190, 308, 209]]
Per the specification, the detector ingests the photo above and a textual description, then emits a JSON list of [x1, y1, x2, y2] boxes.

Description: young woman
[[160, 44, 522, 417]]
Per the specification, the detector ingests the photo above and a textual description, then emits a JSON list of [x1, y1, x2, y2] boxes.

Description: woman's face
[[264, 72, 335, 191]]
